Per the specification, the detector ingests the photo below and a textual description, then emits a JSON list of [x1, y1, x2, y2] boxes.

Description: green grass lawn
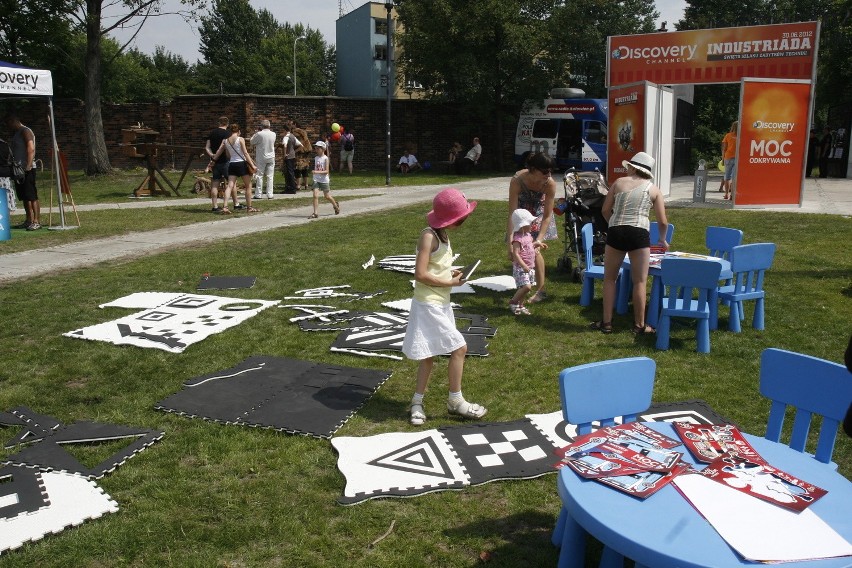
[[0, 202, 849, 567]]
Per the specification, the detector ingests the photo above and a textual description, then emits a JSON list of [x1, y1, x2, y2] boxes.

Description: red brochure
[[673, 423, 765, 464], [557, 441, 673, 479], [699, 454, 827, 512], [605, 423, 682, 448], [596, 462, 693, 499]]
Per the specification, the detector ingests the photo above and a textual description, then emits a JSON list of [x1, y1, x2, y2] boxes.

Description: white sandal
[[447, 399, 488, 419], [410, 403, 426, 425]]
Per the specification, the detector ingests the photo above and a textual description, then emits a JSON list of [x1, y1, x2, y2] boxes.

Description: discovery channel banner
[[607, 22, 818, 87], [734, 79, 811, 206], [607, 83, 645, 183]]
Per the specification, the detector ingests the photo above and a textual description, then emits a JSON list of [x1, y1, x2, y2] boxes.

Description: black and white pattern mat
[[2, 412, 164, 480], [332, 400, 732, 505], [0, 467, 117, 554], [156, 356, 392, 439], [66, 293, 279, 353]]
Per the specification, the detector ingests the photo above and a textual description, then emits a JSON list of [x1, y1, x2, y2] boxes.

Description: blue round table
[[556, 422, 852, 568]]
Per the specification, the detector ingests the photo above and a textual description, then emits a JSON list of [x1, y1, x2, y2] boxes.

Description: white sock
[[412, 393, 424, 406], [448, 391, 463, 404]]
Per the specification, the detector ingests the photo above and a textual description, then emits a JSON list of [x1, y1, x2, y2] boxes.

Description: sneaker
[[13, 221, 30, 229], [516, 306, 531, 315], [211, 207, 222, 213], [26, 222, 41, 231], [447, 399, 487, 420], [234, 204, 245, 210], [509, 302, 519, 314], [409, 403, 426, 426]]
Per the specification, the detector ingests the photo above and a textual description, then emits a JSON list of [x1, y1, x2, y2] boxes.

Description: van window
[[584, 121, 606, 144], [532, 119, 559, 139]]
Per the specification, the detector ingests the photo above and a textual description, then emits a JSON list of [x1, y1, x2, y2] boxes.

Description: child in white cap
[[509, 208, 541, 314], [309, 140, 340, 219], [401, 188, 488, 425]]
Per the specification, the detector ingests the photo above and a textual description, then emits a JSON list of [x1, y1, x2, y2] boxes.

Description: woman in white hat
[[591, 151, 668, 335]]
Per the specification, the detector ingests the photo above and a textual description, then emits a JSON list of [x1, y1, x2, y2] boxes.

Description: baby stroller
[[554, 168, 609, 282]]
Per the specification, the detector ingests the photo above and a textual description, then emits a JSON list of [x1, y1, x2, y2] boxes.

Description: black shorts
[[606, 225, 650, 252], [295, 167, 309, 177], [228, 161, 249, 177], [14, 169, 37, 201], [212, 161, 228, 181]]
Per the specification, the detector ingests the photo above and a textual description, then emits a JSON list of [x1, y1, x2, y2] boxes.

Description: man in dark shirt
[[205, 116, 235, 211], [5, 113, 39, 230]]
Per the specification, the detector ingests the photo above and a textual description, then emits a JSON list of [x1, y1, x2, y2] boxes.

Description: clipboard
[[459, 260, 481, 281]]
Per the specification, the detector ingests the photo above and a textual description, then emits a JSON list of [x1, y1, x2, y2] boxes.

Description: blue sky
[[108, 0, 687, 63]]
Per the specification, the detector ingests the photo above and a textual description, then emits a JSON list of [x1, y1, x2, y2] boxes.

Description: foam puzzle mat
[[332, 400, 731, 504], [0, 467, 117, 555], [197, 276, 256, 290], [156, 356, 392, 439], [2, 408, 164, 480], [66, 293, 279, 353]]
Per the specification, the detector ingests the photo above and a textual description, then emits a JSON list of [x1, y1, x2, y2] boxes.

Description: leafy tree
[[395, 0, 657, 168], [64, 0, 204, 174], [547, 0, 658, 98], [0, 0, 75, 66], [396, 0, 562, 169], [197, 0, 335, 95]]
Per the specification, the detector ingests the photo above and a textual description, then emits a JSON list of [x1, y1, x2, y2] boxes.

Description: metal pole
[[293, 36, 304, 96], [385, 3, 393, 186]]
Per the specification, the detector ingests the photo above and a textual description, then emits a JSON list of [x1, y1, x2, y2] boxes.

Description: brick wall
[[10, 95, 516, 172]]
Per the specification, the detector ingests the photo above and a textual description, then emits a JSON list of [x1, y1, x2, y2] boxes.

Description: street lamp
[[293, 35, 305, 96], [385, 2, 393, 185]]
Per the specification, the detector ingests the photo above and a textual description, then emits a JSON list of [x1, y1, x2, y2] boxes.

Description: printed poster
[[608, 21, 819, 87], [607, 82, 645, 183], [734, 79, 811, 206]]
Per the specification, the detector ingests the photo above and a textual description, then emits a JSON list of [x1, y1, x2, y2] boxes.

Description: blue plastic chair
[[655, 258, 722, 353], [706, 226, 743, 260], [649, 221, 675, 246], [553, 357, 656, 568], [760, 348, 852, 466], [579, 223, 620, 306], [715, 243, 776, 332]]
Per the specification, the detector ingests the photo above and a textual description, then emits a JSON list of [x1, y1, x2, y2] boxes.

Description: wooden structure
[[120, 126, 204, 197]]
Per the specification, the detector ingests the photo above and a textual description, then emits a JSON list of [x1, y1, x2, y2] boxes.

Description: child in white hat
[[509, 208, 540, 314]]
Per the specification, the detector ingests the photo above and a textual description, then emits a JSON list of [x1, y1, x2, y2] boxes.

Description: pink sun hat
[[427, 188, 477, 228]]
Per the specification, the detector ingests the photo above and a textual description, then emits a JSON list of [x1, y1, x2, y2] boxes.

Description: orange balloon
[[330, 132, 341, 142]]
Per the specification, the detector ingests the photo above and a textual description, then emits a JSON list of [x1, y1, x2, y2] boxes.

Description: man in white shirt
[[455, 136, 481, 174], [396, 150, 421, 174], [250, 119, 277, 199]]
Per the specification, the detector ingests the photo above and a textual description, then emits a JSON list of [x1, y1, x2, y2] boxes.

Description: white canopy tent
[[0, 60, 74, 229]]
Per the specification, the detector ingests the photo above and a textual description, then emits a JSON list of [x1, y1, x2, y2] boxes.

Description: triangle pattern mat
[[332, 400, 731, 505], [155, 356, 392, 439], [2, 408, 164, 480]]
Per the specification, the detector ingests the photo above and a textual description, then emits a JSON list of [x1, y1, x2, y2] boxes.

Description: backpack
[[0, 139, 24, 184], [343, 134, 354, 152]]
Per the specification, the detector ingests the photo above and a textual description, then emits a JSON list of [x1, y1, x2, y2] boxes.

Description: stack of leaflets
[[555, 423, 691, 499], [674, 423, 827, 512], [673, 423, 765, 464]]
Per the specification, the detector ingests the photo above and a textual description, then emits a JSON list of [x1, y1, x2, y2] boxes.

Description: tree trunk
[[84, 0, 112, 175]]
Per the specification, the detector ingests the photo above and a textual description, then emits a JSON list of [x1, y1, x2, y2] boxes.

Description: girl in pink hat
[[401, 188, 488, 425]]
